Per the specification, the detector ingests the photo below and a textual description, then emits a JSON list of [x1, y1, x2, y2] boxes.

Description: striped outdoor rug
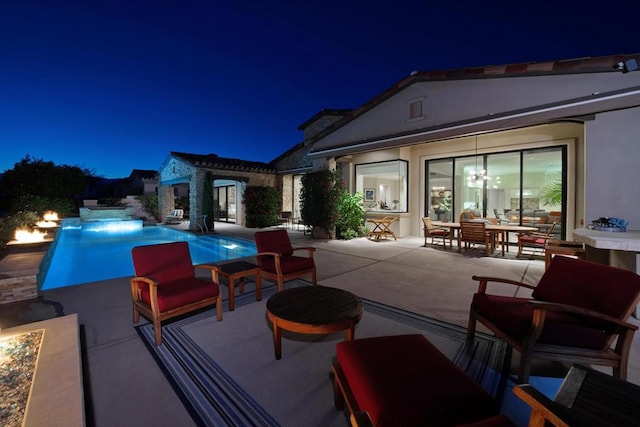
[[136, 280, 510, 427]]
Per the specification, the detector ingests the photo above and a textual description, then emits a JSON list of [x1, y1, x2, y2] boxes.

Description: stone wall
[[0, 275, 37, 304], [79, 207, 136, 220]]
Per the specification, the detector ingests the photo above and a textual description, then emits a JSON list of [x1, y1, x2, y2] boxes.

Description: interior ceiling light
[[467, 136, 490, 187]]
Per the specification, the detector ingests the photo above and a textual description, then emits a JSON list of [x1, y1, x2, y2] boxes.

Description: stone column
[[158, 185, 174, 222]]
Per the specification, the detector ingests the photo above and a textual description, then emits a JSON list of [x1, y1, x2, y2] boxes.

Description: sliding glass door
[[426, 146, 566, 239]]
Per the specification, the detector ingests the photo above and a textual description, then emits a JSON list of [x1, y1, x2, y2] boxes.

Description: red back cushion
[[533, 256, 640, 319], [131, 242, 194, 284], [254, 229, 294, 256]]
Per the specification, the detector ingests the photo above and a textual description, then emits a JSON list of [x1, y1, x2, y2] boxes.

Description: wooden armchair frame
[[131, 242, 223, 345], [467, 260, 640, 383], [254, 229, 317, 291]]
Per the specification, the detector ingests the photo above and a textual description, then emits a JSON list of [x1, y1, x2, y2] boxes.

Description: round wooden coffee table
[[266, 286, 363, 360]]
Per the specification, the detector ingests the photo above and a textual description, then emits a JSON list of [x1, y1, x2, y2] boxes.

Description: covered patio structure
[[158, 152, 276, 230]]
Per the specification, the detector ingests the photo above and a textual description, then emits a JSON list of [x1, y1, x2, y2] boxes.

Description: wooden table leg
[[273, 322, 282, 360], [346, 324, 355, 341], [228, 278, 236, 311], [238, 277, 245, 294]]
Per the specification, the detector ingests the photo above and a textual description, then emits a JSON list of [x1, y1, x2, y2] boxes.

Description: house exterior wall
[[585, 107, 640, 231], [313, 72, 640, 151], [303, 62, 640, 240], [302, 114, 345, 141], [336, 110, 585, 237]]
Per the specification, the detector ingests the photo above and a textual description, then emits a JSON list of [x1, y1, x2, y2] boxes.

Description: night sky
[[1, 1, 638, 178]]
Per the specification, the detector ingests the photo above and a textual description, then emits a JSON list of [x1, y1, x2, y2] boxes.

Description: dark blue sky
[[2, 1, 638, 178]]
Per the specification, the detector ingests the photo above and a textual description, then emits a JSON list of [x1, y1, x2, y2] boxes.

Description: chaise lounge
[[164, 208, 184, 224]]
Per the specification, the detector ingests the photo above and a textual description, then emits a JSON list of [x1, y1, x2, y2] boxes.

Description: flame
[[43, 211, 59, 221], [36, 220, 58, 228], [14, 228, 47, 243]]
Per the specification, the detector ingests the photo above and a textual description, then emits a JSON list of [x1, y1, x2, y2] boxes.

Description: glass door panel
[[227, 186, 236, 220], [456, 156, 483, 221], [218, 187, 228, 221], [522, 148, 564, 238], [427, 159, 453, 221], [486, 152, 520, 223]]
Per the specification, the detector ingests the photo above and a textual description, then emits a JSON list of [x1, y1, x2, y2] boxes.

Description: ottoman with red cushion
[[332, 334, 515, 427]]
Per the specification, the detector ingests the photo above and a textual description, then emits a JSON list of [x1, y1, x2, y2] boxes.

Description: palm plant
[[539, 179, 562, 207]]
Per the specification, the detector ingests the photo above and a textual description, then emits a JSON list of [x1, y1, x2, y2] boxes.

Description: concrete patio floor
[[1, 222, 639, 426]]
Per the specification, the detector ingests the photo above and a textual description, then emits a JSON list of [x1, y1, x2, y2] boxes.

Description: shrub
[[0, 211, 40, 247], [336, 192, 367, 240], [243, 186, 279, 228], [300, 170, 342, 237], [135, 194, 159, 220], [10, 194, 76, 217]]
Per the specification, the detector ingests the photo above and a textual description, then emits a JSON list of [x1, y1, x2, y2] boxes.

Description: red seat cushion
[[519, 235, 546, 245], [259, 255, 314, 275], [336, 334, 501, 427], [429, 230, 450, 236], [140, 277, 220, 312]]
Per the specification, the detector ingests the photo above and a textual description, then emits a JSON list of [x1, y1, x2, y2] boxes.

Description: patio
[[1, 222, 639, 426]]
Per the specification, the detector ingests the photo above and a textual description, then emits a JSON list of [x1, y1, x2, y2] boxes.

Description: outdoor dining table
[[431, 221, 538, 256]]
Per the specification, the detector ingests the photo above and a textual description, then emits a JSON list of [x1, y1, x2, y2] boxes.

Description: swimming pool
[[39, 219, 257, 290]]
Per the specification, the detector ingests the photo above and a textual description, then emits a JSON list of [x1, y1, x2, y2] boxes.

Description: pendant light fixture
[[467, 135, 489, 187]]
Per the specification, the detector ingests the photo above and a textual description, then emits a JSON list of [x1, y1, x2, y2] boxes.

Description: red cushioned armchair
[[131, 241, 222, 345], [254, 229, 317, 291], [468, 256, 640, 383]]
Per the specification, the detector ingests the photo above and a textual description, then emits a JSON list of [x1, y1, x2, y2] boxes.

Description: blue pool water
[[39, 219, 257, 290]]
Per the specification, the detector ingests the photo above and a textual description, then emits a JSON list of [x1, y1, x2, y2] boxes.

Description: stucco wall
[[314, 72, 640, 151], [585, 107, 640, 231]]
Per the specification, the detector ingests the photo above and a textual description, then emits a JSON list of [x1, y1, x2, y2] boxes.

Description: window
[[356, 160, 408, 212], [408, 99, 423, 120], [426, 146, 566, 239]]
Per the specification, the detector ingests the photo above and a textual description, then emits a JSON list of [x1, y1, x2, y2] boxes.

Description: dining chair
[[516, 222, 557, 258], [544, 239, 586, 269], [459, 221, 494, 256], [468, 256, 640, 383], [277, 211, 292, 228], [421, 217, 452, 249]]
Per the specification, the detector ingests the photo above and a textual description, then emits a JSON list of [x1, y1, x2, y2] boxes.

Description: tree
[[1, 155, 91, 215]]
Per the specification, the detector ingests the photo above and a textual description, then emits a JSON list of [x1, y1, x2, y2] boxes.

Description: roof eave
[[310, 86, 640, 158]]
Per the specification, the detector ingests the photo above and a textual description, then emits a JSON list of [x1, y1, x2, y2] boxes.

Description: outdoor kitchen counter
[[573, 227, 640, 317]]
